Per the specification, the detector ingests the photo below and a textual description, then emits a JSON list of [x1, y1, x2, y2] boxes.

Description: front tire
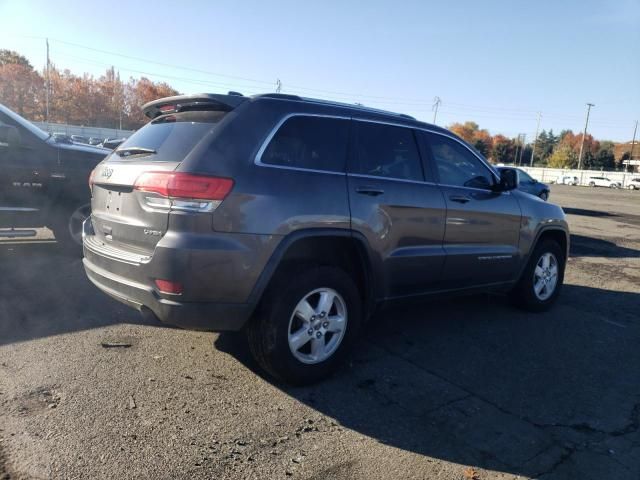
[[539, 191, 549, 201], [247, 265, 362, 385], [511, 239, 565, 312]]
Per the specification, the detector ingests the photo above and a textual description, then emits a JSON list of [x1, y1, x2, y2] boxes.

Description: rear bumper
[[83, 258, 253, 331], [81, 217, 277, 332]]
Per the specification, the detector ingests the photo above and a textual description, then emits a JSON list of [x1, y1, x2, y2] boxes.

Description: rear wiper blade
[[115, 147, 157, 157]]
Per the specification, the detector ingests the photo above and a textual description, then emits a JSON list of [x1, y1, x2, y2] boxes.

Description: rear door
[[421, 131, 522, 290], [347, 120, 446, 299], [89, 109, 228, 255]]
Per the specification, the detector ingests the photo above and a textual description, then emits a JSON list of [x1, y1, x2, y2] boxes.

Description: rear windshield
[[110, 110, 227, 162]]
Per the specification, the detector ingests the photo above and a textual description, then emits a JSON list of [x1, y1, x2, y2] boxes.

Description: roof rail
[[253, 93, 416, 121], [257, 93, 303, 101]]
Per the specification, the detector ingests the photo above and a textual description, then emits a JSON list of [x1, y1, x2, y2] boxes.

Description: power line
[[10, 34, 637, 130]]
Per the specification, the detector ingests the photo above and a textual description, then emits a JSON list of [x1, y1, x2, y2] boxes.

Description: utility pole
[[577, 103, 595, 170], [530, 112, 541, 166], [45, 38, 50, 127], [275, 79, 282, 93], [432, 96, 441, 125], [628, 120, 638, 173], [513, 135, 520, 165], [518, 133, 526, 166]]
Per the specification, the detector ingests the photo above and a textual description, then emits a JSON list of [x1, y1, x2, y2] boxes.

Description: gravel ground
[[1, 185, 639, 480]]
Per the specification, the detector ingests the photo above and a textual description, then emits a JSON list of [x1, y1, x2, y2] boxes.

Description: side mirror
[[495, 168, 518, 192], [0, 125, 21, 148]]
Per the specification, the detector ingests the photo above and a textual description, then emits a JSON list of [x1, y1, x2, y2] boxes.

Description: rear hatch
[[88, 94, 244, 256]]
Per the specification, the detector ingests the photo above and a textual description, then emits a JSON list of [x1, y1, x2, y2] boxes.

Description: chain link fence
[[33, 121, 134, 140]]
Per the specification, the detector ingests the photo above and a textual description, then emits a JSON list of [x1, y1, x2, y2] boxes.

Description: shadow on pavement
[[216, 286, 640, 479], [570, 234, 640, 258], [0, 243, 162, 346], [563, 207, 617, 218]]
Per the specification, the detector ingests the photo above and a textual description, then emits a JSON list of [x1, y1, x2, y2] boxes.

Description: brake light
[[134, 172, 234, 212], [154, 279, 183, 295]]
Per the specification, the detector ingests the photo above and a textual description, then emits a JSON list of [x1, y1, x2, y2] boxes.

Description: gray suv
[[83, 93, 569, 384]]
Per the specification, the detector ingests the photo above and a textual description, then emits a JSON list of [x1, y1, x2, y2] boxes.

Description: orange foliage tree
[[0, 49, 178, 130]]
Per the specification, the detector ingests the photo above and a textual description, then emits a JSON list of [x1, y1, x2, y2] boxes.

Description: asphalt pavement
[[1, 185, 639, 479]]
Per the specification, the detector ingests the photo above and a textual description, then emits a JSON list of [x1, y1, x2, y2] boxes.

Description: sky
[[0, 0, 638, 141]]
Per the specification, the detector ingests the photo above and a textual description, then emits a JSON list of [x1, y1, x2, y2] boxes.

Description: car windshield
[[0, 103, 50, 141]]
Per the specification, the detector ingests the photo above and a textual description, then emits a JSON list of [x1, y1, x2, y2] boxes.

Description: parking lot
[[0, 185, 638, 479]]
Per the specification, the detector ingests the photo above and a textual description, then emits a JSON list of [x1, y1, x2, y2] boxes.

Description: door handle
[[449, 195, 471, 204], [355, 186, 384, 196]]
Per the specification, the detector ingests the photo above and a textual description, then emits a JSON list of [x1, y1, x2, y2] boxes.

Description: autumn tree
[[448, 121, 493, 156], [490, 134, 515, 164], [0, 50, 32, 68], [123, 77, 178, 129], [0, 57, 44, 118], [548, 145, 578, 168], [449, 121, 479, 143]]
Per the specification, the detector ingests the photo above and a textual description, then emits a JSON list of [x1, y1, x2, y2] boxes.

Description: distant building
[[614, 140, 640, 172], [614, 140, 639, 160]]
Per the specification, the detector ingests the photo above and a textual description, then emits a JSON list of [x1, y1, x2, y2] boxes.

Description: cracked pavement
[[1, 185, 639, 479]]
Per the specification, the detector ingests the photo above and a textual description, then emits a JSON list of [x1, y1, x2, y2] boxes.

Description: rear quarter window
[[260, 116, 349, 172]]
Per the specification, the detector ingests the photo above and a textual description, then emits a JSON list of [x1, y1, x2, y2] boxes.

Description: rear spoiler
[[142, 93, 247, 119]]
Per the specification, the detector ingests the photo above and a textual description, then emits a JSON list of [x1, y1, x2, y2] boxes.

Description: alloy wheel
[[533, 252, 559, 301], [287, 288, 347, 364]]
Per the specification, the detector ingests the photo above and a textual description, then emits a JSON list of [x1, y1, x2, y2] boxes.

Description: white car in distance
[[587, 176, 621, 188]]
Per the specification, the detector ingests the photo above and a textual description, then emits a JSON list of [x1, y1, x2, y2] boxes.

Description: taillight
[[154, 279, 183, 295], [133, 172, 234, 212]]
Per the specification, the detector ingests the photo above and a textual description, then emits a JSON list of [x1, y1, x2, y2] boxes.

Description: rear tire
[[589, 182, 596, 187], [510, 239, 565, 312], [247, 265, 362, 385]]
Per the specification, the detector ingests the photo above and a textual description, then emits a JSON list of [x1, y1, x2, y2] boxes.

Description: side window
[[425, 133, 494, 189], [350, 122, 423, 181], [0, 122, 21, 151], [261, 116, 349, 172], [518, 170, 534, 183]]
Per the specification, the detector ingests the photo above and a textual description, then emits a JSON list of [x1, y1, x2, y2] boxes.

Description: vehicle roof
[[142, 92, 450, 135]]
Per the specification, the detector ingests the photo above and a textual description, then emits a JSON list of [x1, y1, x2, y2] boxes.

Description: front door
[[420, 131, 522, 290]]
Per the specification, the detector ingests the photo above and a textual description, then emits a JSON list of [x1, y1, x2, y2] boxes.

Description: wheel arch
[[247, 229, 379, 319], [514, 226, 569, 283]]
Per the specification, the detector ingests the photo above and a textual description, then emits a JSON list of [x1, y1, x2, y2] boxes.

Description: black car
[[498, 167, 550, 201], [0, 103, 109, 248], [99, 137, 127, 150]]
